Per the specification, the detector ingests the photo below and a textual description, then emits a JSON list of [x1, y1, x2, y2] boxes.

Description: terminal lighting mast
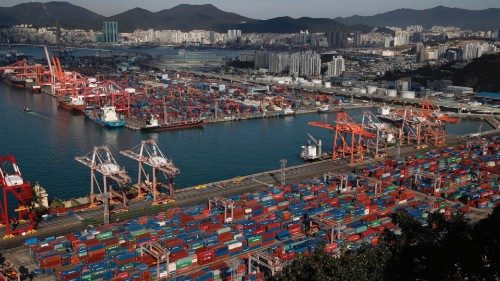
[[120, 140, 179, 204], [76, 146, 130, 224], [280, 159, 287, 185]]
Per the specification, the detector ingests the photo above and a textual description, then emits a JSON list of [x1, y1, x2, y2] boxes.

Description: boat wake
[[27, 111, 52, 121]]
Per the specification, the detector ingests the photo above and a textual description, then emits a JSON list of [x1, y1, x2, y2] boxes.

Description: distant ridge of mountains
[[335, 6, 500, 31], [0, 2, 499, 33]]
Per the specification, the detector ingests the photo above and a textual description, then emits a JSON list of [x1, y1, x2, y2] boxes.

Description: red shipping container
[[324, 242, 337, 253]]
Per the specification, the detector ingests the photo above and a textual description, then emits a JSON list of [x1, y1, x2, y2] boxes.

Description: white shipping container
[[228, 242, 243, 250]]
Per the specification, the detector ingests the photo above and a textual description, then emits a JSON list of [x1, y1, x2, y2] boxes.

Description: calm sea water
[[0, 84, 490, 200]]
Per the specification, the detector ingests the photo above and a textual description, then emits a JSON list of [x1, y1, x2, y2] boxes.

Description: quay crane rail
[[75, 146, 130, 225], [0, 156, 36, 239], [120, 140, 179, 204], [309, 111, 375, 164]]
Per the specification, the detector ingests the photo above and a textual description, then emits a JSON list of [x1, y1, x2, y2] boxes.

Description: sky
[[1, 0, 499, 19]]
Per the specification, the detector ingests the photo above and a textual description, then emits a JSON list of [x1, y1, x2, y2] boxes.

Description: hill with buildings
[[335, 6, 500, 30]]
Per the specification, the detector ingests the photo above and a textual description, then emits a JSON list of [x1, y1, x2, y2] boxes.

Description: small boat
[[282, 108, 295, 116], [141, 115, 204, 132], [84, 106, 125, 128], [22, 107, 31, 112], [317, 105, 331, 113]]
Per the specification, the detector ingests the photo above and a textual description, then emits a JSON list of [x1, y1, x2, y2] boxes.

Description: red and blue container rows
[[24, 141, 498, 281]]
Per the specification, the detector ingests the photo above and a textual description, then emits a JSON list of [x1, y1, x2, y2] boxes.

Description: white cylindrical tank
[[366, 85, 377, 94], [376, 88, 387, 96], [360, 88, 367, 94], [387, 89, 397, 97], [401, 91, 416, 99], [352, 87, 361, 94], [324, 82, 331, 88]]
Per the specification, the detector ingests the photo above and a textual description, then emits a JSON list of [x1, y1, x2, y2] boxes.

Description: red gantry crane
[[120, 140, 179, 205], [0, 156, 36, 239], [309, 111, 375, 164], [76, 146, 130, 224]]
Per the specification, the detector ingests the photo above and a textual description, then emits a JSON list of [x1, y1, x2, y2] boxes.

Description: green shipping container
[[96, 231, 113, 240], [355, 226, 368, 234], [248, 236, 262, 243], [176, 257, 192, 268]]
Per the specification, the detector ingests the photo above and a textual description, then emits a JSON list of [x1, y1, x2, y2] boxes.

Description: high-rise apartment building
[[103, 22, 118, 43], [326, 55, 345, 77]]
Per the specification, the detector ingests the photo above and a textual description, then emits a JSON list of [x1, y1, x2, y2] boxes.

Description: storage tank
[[376, 88, 387, 96], [324, 82, 331, 88], [360, 88, 367, 94], [386, 89, 397, 97], [366, 85, 377, 94], [352, 87, 361, 94], [401, 91, 416, 99]]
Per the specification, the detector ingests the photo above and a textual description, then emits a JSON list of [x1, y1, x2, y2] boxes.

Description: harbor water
[[0, 84, 491, 200]]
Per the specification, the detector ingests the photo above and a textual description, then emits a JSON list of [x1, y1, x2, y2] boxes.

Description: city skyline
[[1, 0, 500, 19]]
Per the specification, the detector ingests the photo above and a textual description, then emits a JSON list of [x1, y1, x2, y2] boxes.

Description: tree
[[272, 205, 500, 281]]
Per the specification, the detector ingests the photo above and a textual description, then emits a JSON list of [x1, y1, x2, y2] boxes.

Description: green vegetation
[[272, 206, 500, 281]]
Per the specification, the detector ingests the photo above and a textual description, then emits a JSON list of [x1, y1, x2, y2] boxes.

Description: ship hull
[[377, 115, 404, 127], [141, 120, 204, 132], [58, 101, 85, 113], [95, 118, 126, 128]]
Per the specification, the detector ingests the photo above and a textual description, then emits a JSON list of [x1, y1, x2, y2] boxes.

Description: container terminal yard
[[0, 133, 498, 281], [0, 47, 499, 281]]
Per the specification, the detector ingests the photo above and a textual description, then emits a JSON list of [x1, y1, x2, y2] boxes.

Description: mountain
[[109, 4, 252, 32], [453, 53, 500, 92], [335, 6, 500, 30], [235, 17, 370, 33], [0, 1, 362, 33], [0, 1, 104, 29]]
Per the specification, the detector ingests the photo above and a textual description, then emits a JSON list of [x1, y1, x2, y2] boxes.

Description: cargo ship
[[141, 115, 204, 132], [377, 105, 403, 127], [4, 74, 26, 89], [58, 95, 86, 113], [84, 106, 125, 128]]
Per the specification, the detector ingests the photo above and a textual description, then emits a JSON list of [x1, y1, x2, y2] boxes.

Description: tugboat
[[84, 106, 125, 128], [141, 115, 204, 132], [22, 107, 31, 112]]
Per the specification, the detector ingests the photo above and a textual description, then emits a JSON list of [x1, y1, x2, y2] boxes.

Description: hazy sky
[[2, 0, 499, 19]]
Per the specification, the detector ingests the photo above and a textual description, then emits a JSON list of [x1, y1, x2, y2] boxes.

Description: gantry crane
[[75, 146, 130, 224], [247, 252, 284, 277], [208, 197, 235, 223], [0, 59, 51, 90], [309, 111, 375, 164], [0, 156, 36, 239], [361, 111, 397, 159], [120, 140, 179, 204]]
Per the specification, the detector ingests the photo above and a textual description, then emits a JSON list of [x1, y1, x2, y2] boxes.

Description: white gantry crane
[[76, 146, 130, 224], [120, 140, 180, 204]]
